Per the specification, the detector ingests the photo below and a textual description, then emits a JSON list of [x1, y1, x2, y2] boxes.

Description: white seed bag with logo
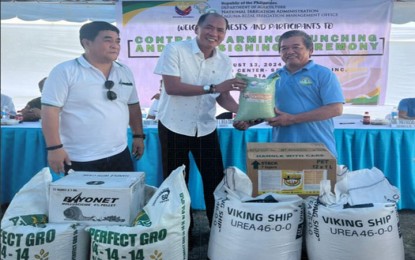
[[305, 196, 404, 260], [234, 73, 278, 121], [208, 167, 304, 260], [86, 165, 191, 260], [0, 167, 89, 260]]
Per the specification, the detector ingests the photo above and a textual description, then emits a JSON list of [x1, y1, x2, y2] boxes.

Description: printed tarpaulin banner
[[116, 0, 393, 107]]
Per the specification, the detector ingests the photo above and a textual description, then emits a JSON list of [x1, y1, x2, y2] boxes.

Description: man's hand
[[233, 119, 264, 131], [215, 78, 247, 93], [266, 108, 296, 127], [132, 138, 145, 160], [21, 108, 41, 121], [151, 93, 160, 100], [48, 149, 71, 173]]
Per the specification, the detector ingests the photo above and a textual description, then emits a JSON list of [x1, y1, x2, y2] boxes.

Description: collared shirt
[[154, 38, 233, 137], [41, 55, 139, 161], [270, 60, 345, 157]]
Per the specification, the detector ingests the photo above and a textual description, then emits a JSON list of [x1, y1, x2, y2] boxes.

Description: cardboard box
[[49, 171, 145, 226], [247, 143, 337, 197]]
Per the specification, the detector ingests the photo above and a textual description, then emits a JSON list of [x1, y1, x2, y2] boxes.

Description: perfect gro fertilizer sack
[[0, 168, 89, 260], [86, 165, 191, 260]]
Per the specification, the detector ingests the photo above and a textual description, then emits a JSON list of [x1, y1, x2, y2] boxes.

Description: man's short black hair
[[197, 12, 229, 30], [79, 21, 119, 47], [278, 30, 313, 51]]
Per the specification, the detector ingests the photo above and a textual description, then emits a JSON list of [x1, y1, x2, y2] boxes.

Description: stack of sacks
[[305, 167, 404, 260], [1, 166, 188, 260], [0, 168, 89, 260], [208, 166, 304, 260], [86, 165, 191, 260]]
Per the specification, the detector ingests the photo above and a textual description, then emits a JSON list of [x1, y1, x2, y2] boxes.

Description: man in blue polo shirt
[[233, 30, 344, 156], [266, 30, 344, 157]]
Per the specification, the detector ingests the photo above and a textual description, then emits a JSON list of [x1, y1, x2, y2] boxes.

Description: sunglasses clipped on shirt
[[104, 80, 117, 101], [104, 80, 133, 101]]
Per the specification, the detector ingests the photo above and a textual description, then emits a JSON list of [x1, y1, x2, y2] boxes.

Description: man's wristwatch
[[203, 84, 216, 94], [133, 134, 146, 139], [203, 85, 210, 94], [209, 84, 216, 94]]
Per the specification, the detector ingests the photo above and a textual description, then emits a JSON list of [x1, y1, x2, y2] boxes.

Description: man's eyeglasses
[[104, 80, 117, 101]]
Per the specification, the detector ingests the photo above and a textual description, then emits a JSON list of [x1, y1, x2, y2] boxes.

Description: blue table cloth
[[334, 128, 415, 210], [2, 121, 414, 210]]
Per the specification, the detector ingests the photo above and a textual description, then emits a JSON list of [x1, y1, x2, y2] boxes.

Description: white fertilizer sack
[[86, 165, 191, 260], [0, 223, 89, 260], [336, 167, 400, 206], [305, 197, 404, 260], [0, 167, 89, 259], [1, 167, 51, 229], [208, 167, 304, 260]]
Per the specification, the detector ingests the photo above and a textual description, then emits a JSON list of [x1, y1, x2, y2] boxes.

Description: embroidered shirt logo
[[299, 77, 313, 86]]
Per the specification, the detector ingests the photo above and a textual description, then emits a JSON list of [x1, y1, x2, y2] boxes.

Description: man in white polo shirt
[[154, 12, 246, 235], [41, 21, 145, 174]]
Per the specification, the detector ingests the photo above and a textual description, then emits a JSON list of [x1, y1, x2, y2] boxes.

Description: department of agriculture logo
[[194, 2, 213, 14]]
